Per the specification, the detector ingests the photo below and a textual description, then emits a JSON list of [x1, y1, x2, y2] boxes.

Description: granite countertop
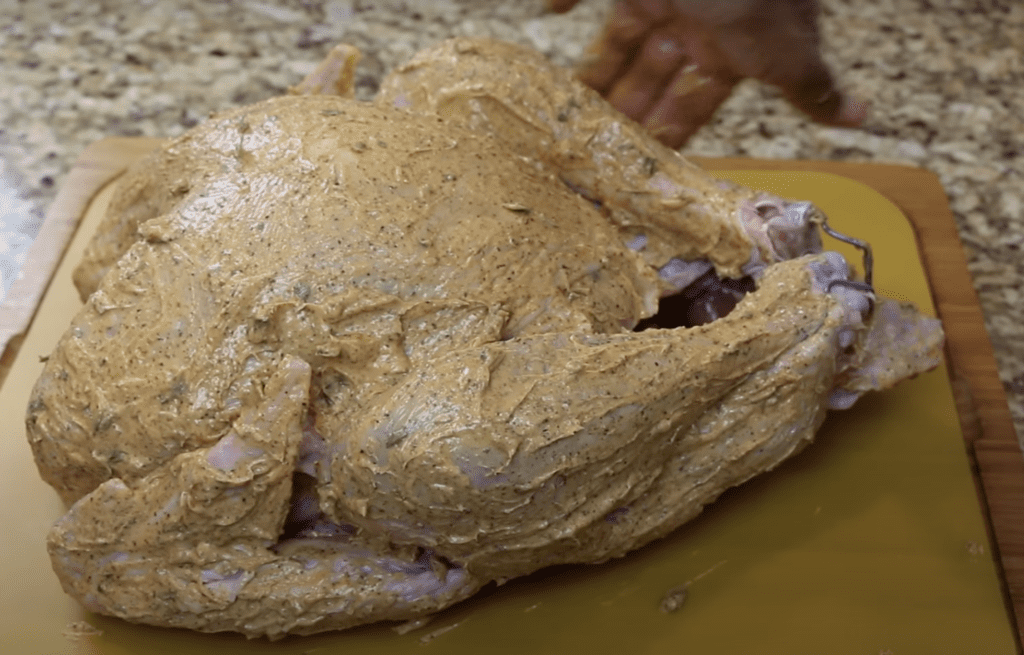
[[1, 0, 1022, 445]]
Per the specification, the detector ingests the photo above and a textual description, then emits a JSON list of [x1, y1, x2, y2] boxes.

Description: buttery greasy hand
[[26, 38, 939, 639], [550, 0, 868, 147]]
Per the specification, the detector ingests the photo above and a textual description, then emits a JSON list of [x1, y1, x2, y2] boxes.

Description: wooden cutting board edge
[[3, 140, 1021, 649]]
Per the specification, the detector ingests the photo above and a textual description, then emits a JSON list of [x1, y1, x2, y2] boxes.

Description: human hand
[[548, 0, 867, 148]]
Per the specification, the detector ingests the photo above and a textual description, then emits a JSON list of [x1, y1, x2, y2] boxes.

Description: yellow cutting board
[[0, 141, 1017, 654]]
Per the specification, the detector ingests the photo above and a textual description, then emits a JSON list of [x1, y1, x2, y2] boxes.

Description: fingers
[[577, 2, 742, 148], [782, 73, 869, 127], [592, 20, 739, 148], [711, 0, 867, 127], [577, 1, 657, 93], [755, 39, 867, 126], [576, 0, 866, 147], [604, 26, 692, 121], [641, 67, 736, 148]]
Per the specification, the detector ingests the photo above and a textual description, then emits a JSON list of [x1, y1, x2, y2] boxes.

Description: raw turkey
[[26, 38, 943, 639]]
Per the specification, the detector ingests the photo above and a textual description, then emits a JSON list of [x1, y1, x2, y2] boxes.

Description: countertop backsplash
[[1, 0, 1022, 445]]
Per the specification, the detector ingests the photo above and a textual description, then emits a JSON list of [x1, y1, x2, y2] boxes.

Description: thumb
[[770, 55, 868, 127], [708, 2, 867, 127]]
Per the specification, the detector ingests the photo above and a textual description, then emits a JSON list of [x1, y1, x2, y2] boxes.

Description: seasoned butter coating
[[26, 38, 943, 638]]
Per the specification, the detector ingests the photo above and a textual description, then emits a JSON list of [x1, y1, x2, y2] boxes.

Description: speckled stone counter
[[1, 0, 1022, 444]]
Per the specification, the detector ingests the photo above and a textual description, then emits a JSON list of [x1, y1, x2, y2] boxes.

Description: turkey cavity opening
[[279, 471, 357, 542], [635, 268, 756, 331], [276, 408, 357, 545]]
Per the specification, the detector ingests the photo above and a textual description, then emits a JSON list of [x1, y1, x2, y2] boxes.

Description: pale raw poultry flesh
[[25, 38, 943, 638]]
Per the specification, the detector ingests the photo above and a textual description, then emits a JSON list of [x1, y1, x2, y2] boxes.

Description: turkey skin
[[26, 38, 943, 638]]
